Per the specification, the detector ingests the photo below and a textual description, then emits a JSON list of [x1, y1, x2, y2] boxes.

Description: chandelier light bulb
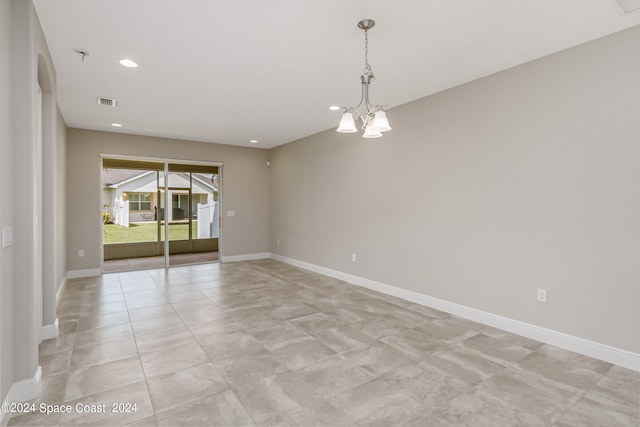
[[363, 125, 383, 138], [371, 111, 391, 132], [337, 112, 358, 133]]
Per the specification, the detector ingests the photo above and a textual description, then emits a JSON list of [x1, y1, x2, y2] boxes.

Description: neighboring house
[[102, 168, 218, 223]]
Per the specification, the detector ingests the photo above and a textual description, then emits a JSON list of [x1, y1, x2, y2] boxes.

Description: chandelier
[[335, 19, 391, 138]]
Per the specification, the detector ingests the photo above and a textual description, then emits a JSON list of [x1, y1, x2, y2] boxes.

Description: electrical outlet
[[352, 253, 357, 262], [537, 288, 547, 303], [78, 249, 85, 257], [276, 239, 280, 246]]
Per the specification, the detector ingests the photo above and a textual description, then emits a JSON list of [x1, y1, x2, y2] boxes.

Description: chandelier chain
[[363, 28, 372, 76]]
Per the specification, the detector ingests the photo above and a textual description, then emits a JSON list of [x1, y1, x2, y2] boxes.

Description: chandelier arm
[[339, 82, 367, 116], [344, 107, 366, 124], [349, 81, 367, 112], [363, 81, 374, 113]]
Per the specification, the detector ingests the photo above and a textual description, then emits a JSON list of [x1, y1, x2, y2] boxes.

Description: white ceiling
[[33, 0, 640, 149]]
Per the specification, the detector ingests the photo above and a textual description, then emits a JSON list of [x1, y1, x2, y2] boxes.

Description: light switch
[[227, 210, 235, 217], [2, 226, 13, 248]]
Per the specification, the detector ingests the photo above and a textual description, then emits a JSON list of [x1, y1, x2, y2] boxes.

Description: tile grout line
[[118, 270, 158, 424]]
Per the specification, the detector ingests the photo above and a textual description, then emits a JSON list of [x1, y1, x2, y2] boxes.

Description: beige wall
[[66, 129, 270, 272], [0, 0, 15, 402], [2, 0, 65, 405], [270, 26, 640, 353], [10, 0, 40, 386]]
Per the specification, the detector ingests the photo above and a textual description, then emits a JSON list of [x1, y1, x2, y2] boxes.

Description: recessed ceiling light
[[250, 139, 258, 144], [329, 105, 341, 111], [119, 59, 138, 68], [111, 123, 123, 127]]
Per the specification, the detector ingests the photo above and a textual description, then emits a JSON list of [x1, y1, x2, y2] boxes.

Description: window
[[172, 193, 189, 209], [128, 193, 151, 211]]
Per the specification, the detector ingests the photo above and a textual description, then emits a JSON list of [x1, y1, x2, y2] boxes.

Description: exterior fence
[[197, 201, 219, 238], [113, 197, 130, 227]]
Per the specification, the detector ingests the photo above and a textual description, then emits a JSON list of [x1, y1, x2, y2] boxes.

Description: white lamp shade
[[362, 125, 382, 138], [337, 112, 358, 133], [371, 111, 391, 132]]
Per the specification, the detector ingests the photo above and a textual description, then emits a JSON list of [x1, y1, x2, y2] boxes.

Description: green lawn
[[103, 222, 198, 244]]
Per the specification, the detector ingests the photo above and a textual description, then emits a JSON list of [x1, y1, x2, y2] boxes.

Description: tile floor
[[9, 259, 640, 426]]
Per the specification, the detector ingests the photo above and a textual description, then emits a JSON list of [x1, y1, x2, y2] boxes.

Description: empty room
[[1, 0, 639, 426]]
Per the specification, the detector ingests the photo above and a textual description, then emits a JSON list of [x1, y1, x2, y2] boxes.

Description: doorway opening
[[101, 158, 221, 272]]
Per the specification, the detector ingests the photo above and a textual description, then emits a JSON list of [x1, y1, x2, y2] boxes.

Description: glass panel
[[102, 168, 158, 244], [159, 187, 187, 243], [163, 171, 191, 243], [180, 194, 189, 211], [192, 173, 219, 240], [159, 188, 166, 242], [159, 225, 191, 241], [171, 192, 189, 221]]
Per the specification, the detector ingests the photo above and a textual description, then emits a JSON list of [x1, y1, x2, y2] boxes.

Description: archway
[[37, 53, 57, 341]]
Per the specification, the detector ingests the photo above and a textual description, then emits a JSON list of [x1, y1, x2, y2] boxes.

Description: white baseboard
[[66, 268, 102, 279], [0, 366, 42, 426], [270, 253, 640, 372], [41, 318, 59, 341], [222, 252, 270, 263]]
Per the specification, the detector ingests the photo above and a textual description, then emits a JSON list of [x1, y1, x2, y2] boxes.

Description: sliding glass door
[[102, 158, 220, 270]]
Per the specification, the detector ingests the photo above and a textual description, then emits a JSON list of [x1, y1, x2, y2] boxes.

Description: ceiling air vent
[[97, 97, 117, 107]]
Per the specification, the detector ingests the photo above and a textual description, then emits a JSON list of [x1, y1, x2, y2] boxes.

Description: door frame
[[99, 154, 223, 270]]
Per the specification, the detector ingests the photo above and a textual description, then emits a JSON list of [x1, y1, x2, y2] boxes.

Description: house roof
[[103, 169, 148, 187], [103, 169, 218, 192]]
